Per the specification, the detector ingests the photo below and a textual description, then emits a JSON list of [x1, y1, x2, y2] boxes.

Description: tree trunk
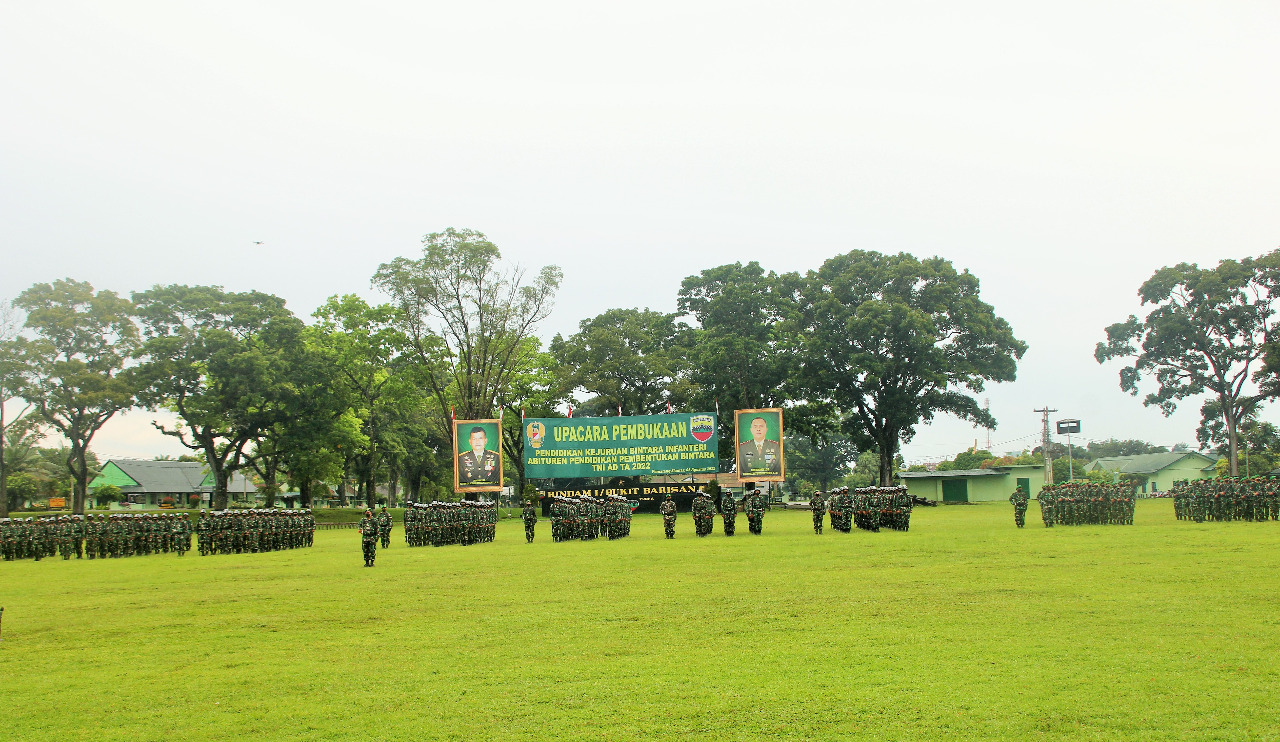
[[337, 458, 349, 506], [878, 438, 895, 487], [262, 463, 277, 508], [0, 403, 7, 519], [388, 468, 398, 508], [408, 468, 421, 503], [1224, 397, 1239, 477], [365, 471, 376, 509], [213, 467, 229, 511], [67, 440, 89, 515], [299, 479, 312, 509]]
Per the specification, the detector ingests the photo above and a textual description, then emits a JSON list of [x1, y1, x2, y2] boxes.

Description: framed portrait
[[453, 419, 503, 493], [734, 408, 784, 482]]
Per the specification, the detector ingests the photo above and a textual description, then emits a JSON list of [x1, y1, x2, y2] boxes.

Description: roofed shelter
[[90, 459, 255, 508], [1084, 452, 1217, 494], [898, 464, 1045, 503]]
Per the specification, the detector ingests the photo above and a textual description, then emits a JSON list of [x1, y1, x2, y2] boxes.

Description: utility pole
[[1035, 407, 1057, 484], [983, 398, 992, 451]]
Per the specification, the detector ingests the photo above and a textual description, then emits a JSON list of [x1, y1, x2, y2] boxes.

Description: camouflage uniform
[[522, 500, 538, 543], [377, 508, 393, 549], [659, 495, 677, 539], [721, 491, 737, 536], [809, 491, 826, 534], [358, 511, 378, 566], [746, 489, 766, 535], [1009, 487, 1029, 528]]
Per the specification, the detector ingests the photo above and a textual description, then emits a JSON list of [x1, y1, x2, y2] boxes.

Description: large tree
[[676, 262, 826, 468], [1096, 252, 1280, 476], [496, 340, 571, 496], [133, 284, 305, 510], [1084, 438, 1169, 459], [15, 280, 140, 514], [550, 308, 694, 416], [0, 298, 31, 518], [796, 251, 1026, 485], [373, 228, 562, 439], [312, 295, 418, 509], [786, 433, 859, 492]]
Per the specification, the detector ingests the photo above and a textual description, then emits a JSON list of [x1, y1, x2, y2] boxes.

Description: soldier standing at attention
[[659, 494, 677, 539], [358, 509, 379, 567], [747, 489, 766, 535], [377, 507, 393, 549], [1009, 486, 1029, 528], [721, 489, 737, 536], [522, 499, 538, 543], [809, 490, 826, 534]]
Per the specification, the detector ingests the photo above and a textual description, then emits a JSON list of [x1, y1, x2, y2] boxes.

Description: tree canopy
[[1096, 251, 1280, 476], [133, 284, 306, 510], [15, 279, 140, 514], [795, 251, 1027, 485], [373, 228, 562, 436]]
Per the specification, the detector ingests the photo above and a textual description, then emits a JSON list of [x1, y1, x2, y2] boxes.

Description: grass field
[[3, 500, 1279, 741]]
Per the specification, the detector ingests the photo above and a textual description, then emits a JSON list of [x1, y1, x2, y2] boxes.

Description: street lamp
[[1056, 419, 1082, 481]]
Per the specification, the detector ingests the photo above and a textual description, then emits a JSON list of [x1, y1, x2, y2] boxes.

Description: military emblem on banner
[[526, 421, 546, 449], [690, 414, 715, 443]]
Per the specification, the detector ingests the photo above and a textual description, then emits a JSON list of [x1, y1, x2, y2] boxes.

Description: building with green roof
[[1084, 452, 1217, 494], [90, 459, 255, 508]]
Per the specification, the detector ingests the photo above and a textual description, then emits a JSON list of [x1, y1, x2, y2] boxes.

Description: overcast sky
[[3, 1, 1278, 465]]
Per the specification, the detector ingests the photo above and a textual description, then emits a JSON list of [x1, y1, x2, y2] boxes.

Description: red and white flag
[[617, 404, 622, 416], [450, 405, 455, 420], [666, 401, 673, 414], [567, 404, 574, 419]]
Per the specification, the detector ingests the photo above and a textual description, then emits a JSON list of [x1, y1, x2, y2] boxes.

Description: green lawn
[[2, 501, 1278, 741]]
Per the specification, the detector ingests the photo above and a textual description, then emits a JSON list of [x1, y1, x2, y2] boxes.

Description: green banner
[[522, 413, 719, 478]]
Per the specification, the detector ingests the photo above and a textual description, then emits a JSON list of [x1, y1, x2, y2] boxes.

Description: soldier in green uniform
[[1009, 486, 1029, 528], [692, 490, 713, 536], [809, 490, 826, 534], [0, 518, 13, 561], [746, 489, 766, 535], [659, 494, 677, 539], [720, 489, 737, 536], [522, 499, 538, 543], [358, 509, 378, 566], [377, 507, 393, 549]]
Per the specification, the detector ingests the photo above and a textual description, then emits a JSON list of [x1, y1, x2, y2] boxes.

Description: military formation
[[193, 509, 316, 554], [2, 513, 195, 561], [402, 501, 498, 547], [1036, 482, 1136, 526], [547, 495, 632, 542], [1171, 478, 1280, 523], [818, 486, 914, 533]]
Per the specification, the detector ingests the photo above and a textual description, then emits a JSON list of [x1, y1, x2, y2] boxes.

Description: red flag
[[666, 401, 673, 414], [567, 404, 573, 418], [450, 405, 455, 420]]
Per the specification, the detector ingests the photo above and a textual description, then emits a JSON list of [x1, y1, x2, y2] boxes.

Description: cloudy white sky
[[3, 1, 1278, 465]]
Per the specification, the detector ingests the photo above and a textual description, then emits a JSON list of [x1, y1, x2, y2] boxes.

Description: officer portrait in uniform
[[454, 420, 503, 491], [735, 408, 784, 482]]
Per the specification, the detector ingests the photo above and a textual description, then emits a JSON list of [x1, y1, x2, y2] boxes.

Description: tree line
[[4, 229, 1272, 516]]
